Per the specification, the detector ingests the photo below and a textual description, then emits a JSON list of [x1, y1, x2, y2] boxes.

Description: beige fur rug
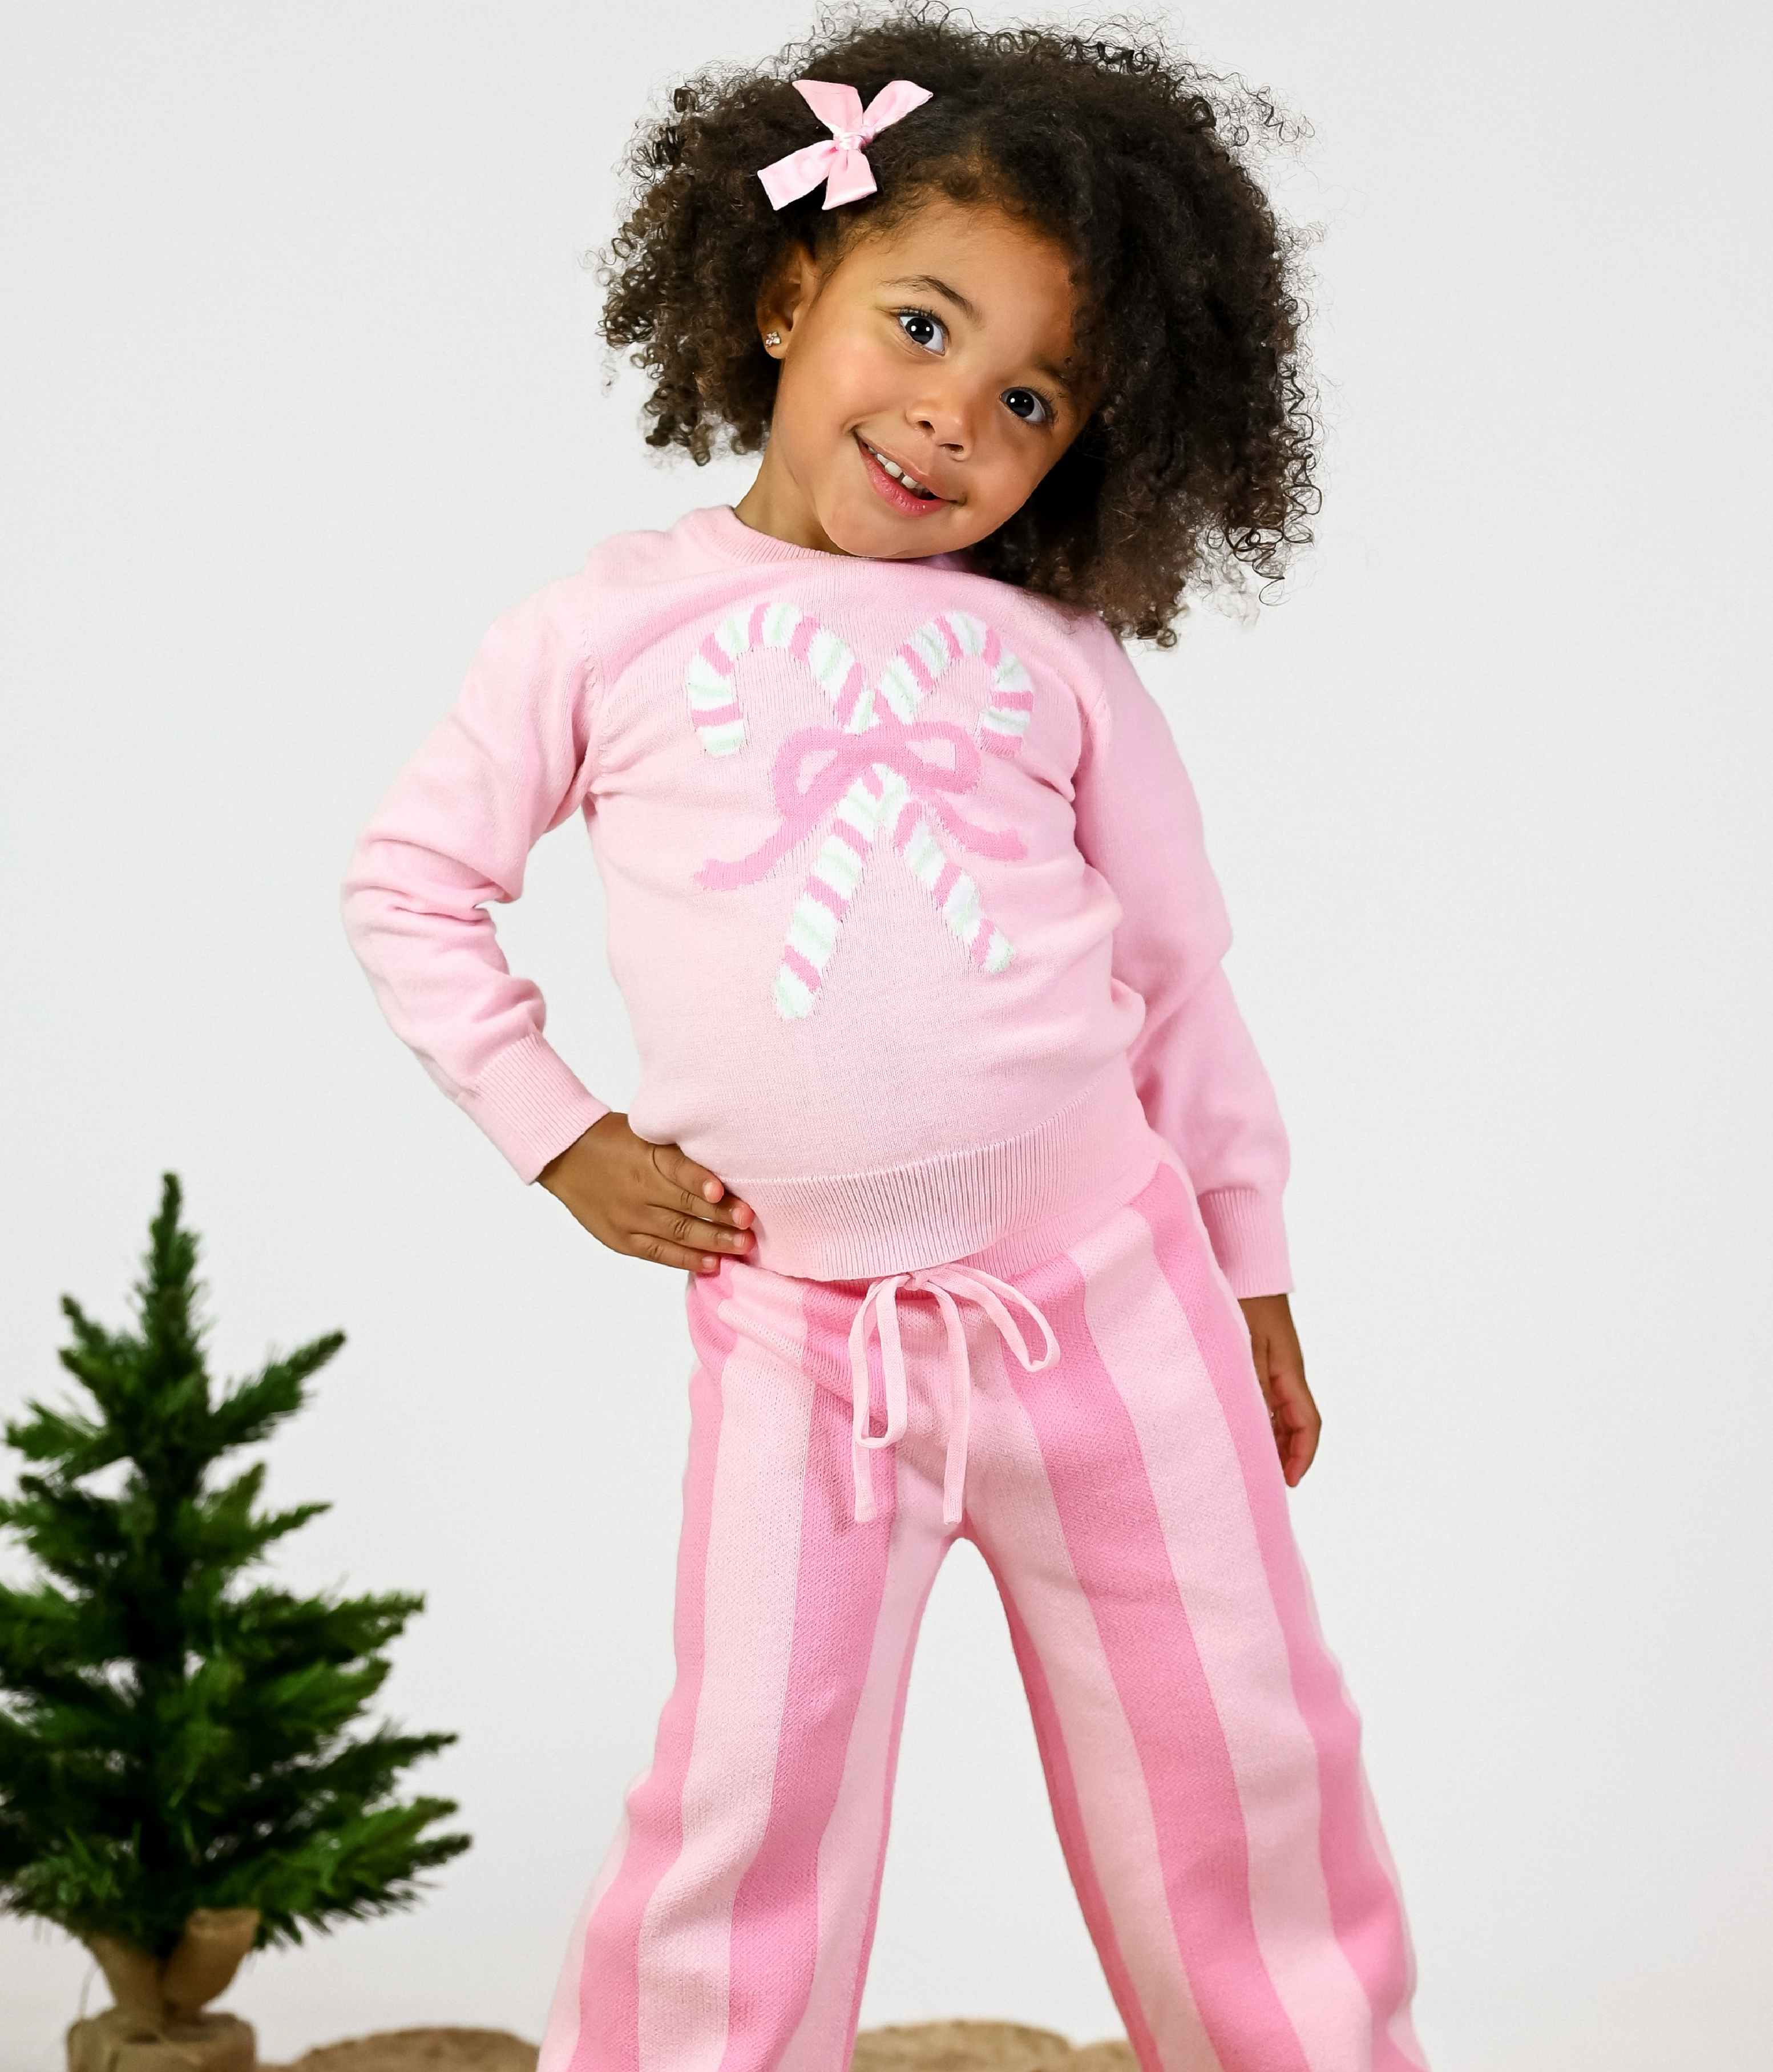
[[267, 2020, 1138, 2072]]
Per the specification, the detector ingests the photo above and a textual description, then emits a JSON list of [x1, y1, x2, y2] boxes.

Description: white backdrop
[[3, 5, 1769, 2069]]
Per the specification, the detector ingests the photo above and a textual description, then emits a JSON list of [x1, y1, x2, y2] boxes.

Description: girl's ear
[[756, 240, 821, 357]]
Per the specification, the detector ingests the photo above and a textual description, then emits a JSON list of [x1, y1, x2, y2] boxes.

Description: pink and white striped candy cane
[[685, 604, 885, 1018], [864, 612, 1031, 979], [877, 609, 1035, 749], [684, 601, 875, 757], [774, 762, 900, 1019]]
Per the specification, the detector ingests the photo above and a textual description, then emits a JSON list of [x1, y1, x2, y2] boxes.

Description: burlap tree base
[[264, 2020, 1138, 2072], [67, 1908, 263, 2072], [67, 2008, 256, 2072]]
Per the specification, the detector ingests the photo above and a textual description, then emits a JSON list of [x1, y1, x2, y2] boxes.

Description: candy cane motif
[[685, 601, 874, 755], [685, 605, 1035, 1019], [776, 763, 900, 1019], [878, 610, 1036, 752], [866, 612, 1030, 987]]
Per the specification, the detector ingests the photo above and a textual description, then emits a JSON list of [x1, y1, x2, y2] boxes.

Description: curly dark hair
[[602, 3, 1318, 644]]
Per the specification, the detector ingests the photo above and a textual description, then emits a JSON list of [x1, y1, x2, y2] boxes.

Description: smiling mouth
[[857, 434, 945, 503]]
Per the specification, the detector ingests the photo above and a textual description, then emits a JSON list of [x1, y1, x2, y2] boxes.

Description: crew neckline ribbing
[[682, 504, 964, 575]]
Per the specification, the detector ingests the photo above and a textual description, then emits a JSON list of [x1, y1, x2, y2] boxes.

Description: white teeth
[[867, 441, 930, 494]]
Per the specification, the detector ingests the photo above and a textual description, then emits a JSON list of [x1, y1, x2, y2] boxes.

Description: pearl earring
[[764, 330, 782, 348]]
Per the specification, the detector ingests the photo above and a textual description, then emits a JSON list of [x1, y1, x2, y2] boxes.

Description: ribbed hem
[[728, 1060, 1161, 1281], [1196, 1185, 1293, 1297], [459, 1032, 609, 1182]]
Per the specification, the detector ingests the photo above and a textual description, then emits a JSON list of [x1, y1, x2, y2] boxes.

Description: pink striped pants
[[540, 1163, 1427, 2072]]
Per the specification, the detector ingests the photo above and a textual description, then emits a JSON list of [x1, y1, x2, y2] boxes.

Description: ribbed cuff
[[1196, 1185, 1293, 1298], [458, 1032, 610, 1182]]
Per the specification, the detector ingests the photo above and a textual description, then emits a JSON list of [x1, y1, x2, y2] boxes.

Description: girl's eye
[[895, 308, 947, 352], [1002, 387, 1051, 426]]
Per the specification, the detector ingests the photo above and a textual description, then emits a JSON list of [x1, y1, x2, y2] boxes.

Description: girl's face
[[737, 197, 1092, 561]]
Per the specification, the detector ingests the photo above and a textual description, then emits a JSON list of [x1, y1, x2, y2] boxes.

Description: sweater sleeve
[[1071, 624, 1293, 1296], [340, 580, 611, 1181]]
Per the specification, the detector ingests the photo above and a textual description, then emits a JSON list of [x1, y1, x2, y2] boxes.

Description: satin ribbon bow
[[848, 1267, 1061, 1529], [757, 78, 934, 211], [696, 713, 1025, 891]]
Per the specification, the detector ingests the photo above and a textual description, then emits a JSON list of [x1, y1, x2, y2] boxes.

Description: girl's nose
[[908, 385, 977, 456]]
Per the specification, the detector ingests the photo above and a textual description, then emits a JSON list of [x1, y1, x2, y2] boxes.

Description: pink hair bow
[[757, 78, 933, 211]]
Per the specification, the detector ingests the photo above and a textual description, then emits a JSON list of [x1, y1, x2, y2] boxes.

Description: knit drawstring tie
[[847, 1266, 1059, 1528]]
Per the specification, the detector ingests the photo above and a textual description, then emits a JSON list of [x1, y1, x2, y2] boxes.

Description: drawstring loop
[[847, 1275, 912, 1499], [847, 1266, 1059, 1528]]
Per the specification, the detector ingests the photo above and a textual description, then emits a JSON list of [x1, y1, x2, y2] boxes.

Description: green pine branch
[[0, 1174, 471, 1958]]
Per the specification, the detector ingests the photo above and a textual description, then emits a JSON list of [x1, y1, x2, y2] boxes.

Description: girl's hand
[[538, 1112, 755, 1274], [1238, 1293, 1319, 1486]]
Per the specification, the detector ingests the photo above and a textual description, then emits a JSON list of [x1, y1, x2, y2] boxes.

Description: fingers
[[627, 1197, 754, 1267], [648, 1141, 754, 1229], [628, 1229, 732, 1275], [541, 1115, 757, 1274], [603, 1193, 745, 1274], [625, 1133, 753, 1272], [1237, 1294, 1318, 1487], [1263, 1357, 1321, 1486]]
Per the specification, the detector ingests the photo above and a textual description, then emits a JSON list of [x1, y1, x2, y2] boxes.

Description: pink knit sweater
[[343, 507, 1291, 1291]]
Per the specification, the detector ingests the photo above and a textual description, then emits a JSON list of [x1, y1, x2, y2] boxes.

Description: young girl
[[344, 13, 1428, 2071]]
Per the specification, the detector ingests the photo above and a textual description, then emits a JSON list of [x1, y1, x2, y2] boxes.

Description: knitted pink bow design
[[700, 715, 1023, 891], [757, 79, 933, 211], [684, 604, 1035, 1019]]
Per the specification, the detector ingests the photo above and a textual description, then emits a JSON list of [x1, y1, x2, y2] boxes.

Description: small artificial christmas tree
[[0, 1176, 470, 2069]]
